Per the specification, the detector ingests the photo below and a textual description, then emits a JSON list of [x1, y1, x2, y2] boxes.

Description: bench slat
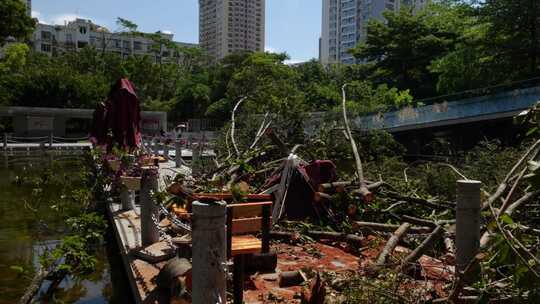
[[231, 235, 261, 256], [232, 217, 265, 234], [228, 201, 272, 219]]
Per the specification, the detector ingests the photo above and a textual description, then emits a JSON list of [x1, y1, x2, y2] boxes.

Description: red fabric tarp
[[89, 101, 107, 145], [91, 78, 141, 149], [265, 159, 337, 220]]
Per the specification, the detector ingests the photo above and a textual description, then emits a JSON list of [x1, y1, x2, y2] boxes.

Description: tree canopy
[[0, 0, 35, 44], [2, 2, 540, 126]]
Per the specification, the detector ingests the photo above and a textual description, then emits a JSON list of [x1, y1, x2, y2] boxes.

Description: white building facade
[[199, 0, 265, 61], [31, 19, 197, 63], [320, 0, 428, 65]]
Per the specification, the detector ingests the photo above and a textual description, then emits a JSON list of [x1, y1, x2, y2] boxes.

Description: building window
[[134, 41, 142, 50], [41, 44, 51, 52], [41, 31, 52, 40], [79, 27, 87, 34]]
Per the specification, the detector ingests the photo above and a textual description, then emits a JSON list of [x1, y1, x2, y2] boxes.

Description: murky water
[[0, 154, 133, 304]]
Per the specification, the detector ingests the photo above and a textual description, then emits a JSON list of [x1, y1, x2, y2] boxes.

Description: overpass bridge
[[354, 85, 540, 133]]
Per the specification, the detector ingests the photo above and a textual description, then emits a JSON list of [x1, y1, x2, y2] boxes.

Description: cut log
[[318, 181, 351, 193], [279, 270, 307, 287], [313, 192, 332, 203], [376, 223, 412, 267], [245, 252, 278, 273]]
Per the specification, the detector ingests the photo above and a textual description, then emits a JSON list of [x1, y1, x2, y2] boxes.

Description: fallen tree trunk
[[394, 214, 455, 228], [318, 180, 385, 193], [480, 191, 540, 248], [341, 84, 372, 202], [398, 226, 444, 272], [383, 191, 455, 210], [376, 223, 411, 267], [447, 253, 484, 303], [265, 128, 289, 156], [352, 221, 432, 234], [19, 267, 50, 304], [270, 230, 363, 244]]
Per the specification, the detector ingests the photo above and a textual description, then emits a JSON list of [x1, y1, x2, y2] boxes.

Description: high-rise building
[[199, 0, 265, 61], [320, 0, 427, 65]]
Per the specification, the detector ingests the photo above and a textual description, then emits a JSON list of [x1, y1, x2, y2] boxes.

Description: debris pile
[[102, 90, 540, 303]]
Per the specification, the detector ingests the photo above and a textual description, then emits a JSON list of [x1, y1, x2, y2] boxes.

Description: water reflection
[[0, 154, 133, 304]]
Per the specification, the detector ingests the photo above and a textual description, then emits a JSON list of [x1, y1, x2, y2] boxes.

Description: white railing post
[[163, 142, 170, 160], [140, 166, 159, 246], [192, 200, 227, 304], [49, 133, 54, 148], [175, 140, 182, 167], [192, 142, 200, 176], [120, 188, 135, 211], [3, 133, 7, 152], [456, 180, 481, 272]]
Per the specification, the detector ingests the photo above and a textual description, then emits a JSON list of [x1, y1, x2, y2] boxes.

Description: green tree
[[0, 0, 35, 44], [351, 3, 463, 98], [480, 0, 540, 77], [226, 52, 307, 120], [429, 21, 495, 93]]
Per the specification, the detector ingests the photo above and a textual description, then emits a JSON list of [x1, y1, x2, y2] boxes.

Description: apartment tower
[[320, 0, 427, 65], [199, 0, 265, 61]]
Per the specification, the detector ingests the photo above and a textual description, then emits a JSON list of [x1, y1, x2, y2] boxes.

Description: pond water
[[0, 154, 134, 304]]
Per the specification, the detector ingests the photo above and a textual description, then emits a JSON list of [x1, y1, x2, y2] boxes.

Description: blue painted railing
[[354, 86, 540, 132]]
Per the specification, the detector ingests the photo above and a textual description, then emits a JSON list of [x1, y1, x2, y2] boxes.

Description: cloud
[[265, 46, 278, 53], [31, 10, 41, 19], [162, 30, 174, 35], [50, 13, 87, 25], [285, 59, 305, 65]]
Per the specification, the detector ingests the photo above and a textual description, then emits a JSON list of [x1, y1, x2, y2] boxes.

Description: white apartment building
[[31, 19, 198, 63], [199, 0, 265, 61], [320, 0, 428, 65]]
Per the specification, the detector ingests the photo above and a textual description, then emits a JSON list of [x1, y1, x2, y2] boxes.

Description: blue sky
[[32, 0, 322, 63]]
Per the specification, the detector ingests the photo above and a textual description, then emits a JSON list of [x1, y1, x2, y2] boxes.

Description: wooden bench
[[227, 201, 272, 303]]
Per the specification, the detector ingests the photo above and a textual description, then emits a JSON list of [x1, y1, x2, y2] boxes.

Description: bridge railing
[[413, 76, 540, 108], [2, 133, 90, 149]]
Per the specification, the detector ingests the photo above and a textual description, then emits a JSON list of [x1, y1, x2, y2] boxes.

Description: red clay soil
[[242, 236, 453, 303], [244, 242, 359, 303]]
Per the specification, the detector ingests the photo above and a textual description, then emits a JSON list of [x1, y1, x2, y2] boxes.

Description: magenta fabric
[[106, 78, 141, 149], [302, 160, 337, 189], [90, 101, 107, 145]]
